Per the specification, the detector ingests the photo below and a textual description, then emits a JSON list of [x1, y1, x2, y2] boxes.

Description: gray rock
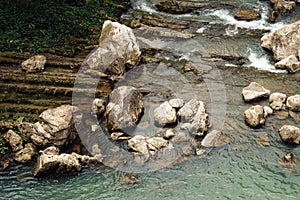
[[169, 98, 184, 109], [32, 146, 82, 177], [105, 86, 143, 132], [13, 143, 37, 163], [178, 99, 209, 136], [91, 98, 105, 115], [261, 20, 300, 61], [244, 105, 265, 127], [242, 82, 270, 102], [29, 105, 77, 148], [201, 130, 230, 147], [154, 101, 177, 126], [4, 130, 23, 152], [269, 92, 287, 110], [21, 55, 46, 73], [279, 125, 300, 144], [286, 94, 300, 111], [85, 20, 141, 79]]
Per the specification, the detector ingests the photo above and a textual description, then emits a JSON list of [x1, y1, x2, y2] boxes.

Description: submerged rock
[[279, 125, 300, 144], [234, 9, 261, 21], [85, 20, 141, 79], [4, 130, 23, 152], [154, 101, 177, 126], [244, 105, 265, 128], [261, 20, 300, 61], [279, 152, 297, 172], [105, 86, 143, 132], [269, 92, 287, 110], [256, 134, 270, 146], [242, 82, 270, 102], [29, 105, 77, 148], [286, 94, 300, 111], [201, 130, 230, 147], [178, 99, 209, 136], [13, 143, 37, 163], [21, 55, 46, 73]]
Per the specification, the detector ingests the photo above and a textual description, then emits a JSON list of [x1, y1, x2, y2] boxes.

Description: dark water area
[[1, 0, 300, 199]]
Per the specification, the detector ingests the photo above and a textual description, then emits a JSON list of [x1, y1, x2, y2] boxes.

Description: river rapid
[[1, 0, 300, 199]]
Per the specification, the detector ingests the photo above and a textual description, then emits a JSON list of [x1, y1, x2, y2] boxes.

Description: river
[[1, 0, 300, 199]]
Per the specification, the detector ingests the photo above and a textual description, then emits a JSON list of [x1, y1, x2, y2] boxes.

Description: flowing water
[[1, 0, 300, 199]]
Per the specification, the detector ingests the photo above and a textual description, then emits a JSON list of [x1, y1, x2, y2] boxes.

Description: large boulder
[[261, 20, 300, 61], [28, 105, 77, 148], [234, 9, 261, 21], [279, 125, 300, 144], [269, 92, 287, 110], [178, 99, 209, 136], [4, 130, 23, 152], [154, 101, 177, 126], [32, 146, 82, 177], [242, 82, 270, 102], [13, 143, 37, 163], [84, 20, 141, 79], [105, 86, 143, 132], [286, 94, 300, 111], [21, 55, 46, 73], [244, 105, 266, 128]]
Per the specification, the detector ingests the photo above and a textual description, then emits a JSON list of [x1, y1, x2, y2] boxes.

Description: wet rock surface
[[234, 9, 261, 21], [242, 82, 270, 102]]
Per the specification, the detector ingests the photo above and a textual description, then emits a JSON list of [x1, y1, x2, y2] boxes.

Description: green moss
[[0, 0, 130, 57]]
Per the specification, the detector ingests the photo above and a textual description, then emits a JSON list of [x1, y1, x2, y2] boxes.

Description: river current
[[1, 0, 300, 199]]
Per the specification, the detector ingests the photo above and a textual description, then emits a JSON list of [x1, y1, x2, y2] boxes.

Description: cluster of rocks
[[261, 20, 300, 73], [242, 82, 300, 145]]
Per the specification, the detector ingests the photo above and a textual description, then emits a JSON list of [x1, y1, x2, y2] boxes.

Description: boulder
[[242, 82, 270, 102], [178, 99, 210, 136], [169, 98, 184, 109], [128, 135, 169, 155], [32, 146, 82, 177], [286, 94, 300, 111], [279, 125, 300, 144], [275, 55, 300, 73], [269, 92, 287, 110], [21, 55, 46, 73], [201, 130, 230, 147], [91, 98, 105, 115], [29, 105, 77, 148], [234, 9, 261, 21], [268, 0, 296, 22], [244, 105, 265, 127], [13, 143, 37, 163], [105, 86, 143, 132], [4, 130, 23, 152], [84, 20, 141, 79], [261, 20, 300, 61], [154, 101, 177, 126], [263, 106, 273, 118]]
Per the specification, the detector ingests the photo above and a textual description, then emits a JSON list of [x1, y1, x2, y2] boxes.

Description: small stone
[[0, 160, 10, 171], [286, 94, 300, 111], [195, 148, 207, 156], [169, 98, 184, 109], [244, 105, 265, 127], [269, 92, 287, 110], [201, 130, 230, 147], [163, 129, 176, 139], [234, 9, 261, 21], [256, 134, 270, 146], [154, 101, 177, 126], [110, 132, 132, 140], [91, 98, 105, 115], [279, 152, 297, 172], [21, 55, 46, 73], [4, 130, 23, 152], [128, 135, 149, 155], [289, 111, 300, 121], [263, 106, 273, 118], [279, 125, 300, 144], [242, 82, 270, 102]]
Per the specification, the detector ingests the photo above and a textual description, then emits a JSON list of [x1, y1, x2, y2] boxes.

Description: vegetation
[[0, 0, 130, 57]]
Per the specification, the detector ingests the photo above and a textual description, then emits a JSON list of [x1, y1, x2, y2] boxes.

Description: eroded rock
[[201, 130, 230, 147], [13, 143, 37, 163], [269, 0, 296, 22], [244, 105, 265, 127], [154, 101, 177, 126], [234, 9, 261, 21], [21, 55, 46, 73], [279, 125, 300, 144], [128, 135, 169, 155], [274, 55, 300, 73], [263, 106, 273, 118], [286, 94, 300, 111], [105, 86, 143, 132], [279, 152, 297, 172], [169, 98, 184, 109], [269, 92, 287, 110], [4, 130, 23, 152], [242, 82, 270, 102]]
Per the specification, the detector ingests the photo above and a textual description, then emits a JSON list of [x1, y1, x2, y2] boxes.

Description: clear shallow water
[[1, 0, 300, 199]]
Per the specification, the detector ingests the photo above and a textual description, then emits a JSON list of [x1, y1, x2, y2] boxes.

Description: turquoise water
[[1, 0, 300, 199]]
